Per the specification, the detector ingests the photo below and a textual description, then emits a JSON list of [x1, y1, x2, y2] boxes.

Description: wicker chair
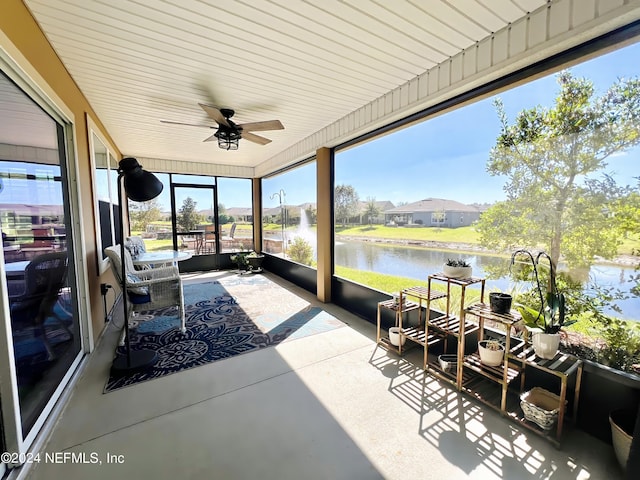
[[104, 245, 186, 333]]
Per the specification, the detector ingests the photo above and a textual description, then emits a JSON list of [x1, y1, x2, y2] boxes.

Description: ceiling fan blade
[[199, 103, 230, 127], [161, 120, 215, 129], [241, 132, 271, 145], [238, 120, 284, 132], [203, 133, 218, 142]]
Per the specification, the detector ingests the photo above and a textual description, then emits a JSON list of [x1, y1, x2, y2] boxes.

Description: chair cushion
[[126, 272, 149, 295], [128, 291, 151, 304]]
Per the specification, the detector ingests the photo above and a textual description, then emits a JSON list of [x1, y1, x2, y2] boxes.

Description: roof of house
[[358, 200, 395, 213], [385, 198, 480, 214]]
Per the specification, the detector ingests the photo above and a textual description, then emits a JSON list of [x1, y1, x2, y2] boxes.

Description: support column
[[316, 147, 332, 302], [252, 178, 262, 252]]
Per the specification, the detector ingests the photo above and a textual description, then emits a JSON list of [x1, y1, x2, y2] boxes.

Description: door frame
[[170, 182, 220, 272], [0, 45, 90, 466]]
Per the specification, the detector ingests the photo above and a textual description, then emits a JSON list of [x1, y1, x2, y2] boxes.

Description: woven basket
[[520, 387, 567, 430], [609, 409, 633, 471]]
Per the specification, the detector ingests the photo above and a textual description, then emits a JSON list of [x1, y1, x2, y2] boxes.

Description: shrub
[[288, 236, 313, 265]]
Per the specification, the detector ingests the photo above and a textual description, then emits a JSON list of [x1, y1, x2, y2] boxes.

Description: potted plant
[[245, 251, 265, 272], [388, 327, 405, 347], [478, 339, 505, 366], [231, 251, 265, 273], [230, 252, 249, 272], [511, 249, 576, 359], [442, 258, 472, 279], [489, 292, 513, 314]]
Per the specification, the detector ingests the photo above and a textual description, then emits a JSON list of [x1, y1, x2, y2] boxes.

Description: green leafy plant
[[288, 237, 313, 265], [230, 251, 265, 271], [566, 281, 640, 373], [510, 249, 576, 334], [597, 319, 640, 372], [230, 252, 249, 269]]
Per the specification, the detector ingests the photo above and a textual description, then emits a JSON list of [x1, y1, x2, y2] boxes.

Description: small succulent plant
[[445, 258, 471, 268], [482, 339, 503, 351]]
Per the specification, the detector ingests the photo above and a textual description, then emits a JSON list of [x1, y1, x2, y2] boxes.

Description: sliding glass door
[[0, 68, 82, 458]]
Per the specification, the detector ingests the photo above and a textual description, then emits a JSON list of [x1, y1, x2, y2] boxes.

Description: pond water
[[334, 240, 640, 321]]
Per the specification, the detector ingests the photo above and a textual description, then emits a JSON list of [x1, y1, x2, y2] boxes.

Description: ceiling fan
[[161, 104, 284, 150]]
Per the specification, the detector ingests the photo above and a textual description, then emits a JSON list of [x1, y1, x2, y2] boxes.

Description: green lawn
[[262, 223, 480, 244], [335, 225, 480, 243], [138, 222, 640, 257], [619, 233, 640, 255], [140, 238, 174, 251], [334, 265, 429, 294], [334, 265, 483, 311]]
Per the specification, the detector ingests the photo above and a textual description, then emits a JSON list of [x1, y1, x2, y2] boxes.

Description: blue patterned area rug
[[104, 278, 345, 392]]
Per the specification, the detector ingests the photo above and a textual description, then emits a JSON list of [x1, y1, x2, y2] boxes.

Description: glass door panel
[[0, 72, 81, 437], [171, 185, 217, 256]]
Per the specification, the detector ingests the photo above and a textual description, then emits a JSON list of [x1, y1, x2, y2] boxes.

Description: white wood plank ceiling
[[22, 0, 566, 173]]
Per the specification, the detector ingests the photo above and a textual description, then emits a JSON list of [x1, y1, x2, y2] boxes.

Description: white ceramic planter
[[442, 264, 472, 279], [388, 327, 405, 347], [532, 332, 560, 360], [478, 340, 504, 366]]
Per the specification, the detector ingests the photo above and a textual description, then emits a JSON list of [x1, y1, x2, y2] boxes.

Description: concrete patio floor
[[20, 271, 623, 480]]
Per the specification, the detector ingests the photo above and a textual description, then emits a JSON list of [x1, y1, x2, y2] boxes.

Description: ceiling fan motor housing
[[219, 108, 235, 119]]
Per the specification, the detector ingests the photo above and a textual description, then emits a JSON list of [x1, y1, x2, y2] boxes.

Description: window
[[217, 177, 253, 253], [431, 212, 446, 225], [89, 126, 119, 273], [334, 42, 640, 372], [262, 161, 316, 268]]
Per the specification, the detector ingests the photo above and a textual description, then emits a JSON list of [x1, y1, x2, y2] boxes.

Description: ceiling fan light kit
[[161, 103, 284, 150], [215, 128, 241, 150]]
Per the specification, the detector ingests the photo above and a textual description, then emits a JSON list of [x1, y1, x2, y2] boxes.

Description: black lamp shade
[[119, 157, 163, 201]]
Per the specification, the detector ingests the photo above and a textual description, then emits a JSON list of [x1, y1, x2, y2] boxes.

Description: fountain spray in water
[[293, 207, 316, 258]]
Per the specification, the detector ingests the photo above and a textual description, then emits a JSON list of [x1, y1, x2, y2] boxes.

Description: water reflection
[[335, 240, 639, 319]]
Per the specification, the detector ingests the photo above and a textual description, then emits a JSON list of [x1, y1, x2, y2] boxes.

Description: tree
[[334, 184, 359, 227], [364, 197, 381, 225], [129, 198, 162, 232], [477, 70, 640, 268], [217, 203, 234, 224], [177, 197, 201, 232]]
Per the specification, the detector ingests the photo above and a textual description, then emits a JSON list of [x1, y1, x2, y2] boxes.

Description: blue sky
[[271, 41, 640, 208]]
